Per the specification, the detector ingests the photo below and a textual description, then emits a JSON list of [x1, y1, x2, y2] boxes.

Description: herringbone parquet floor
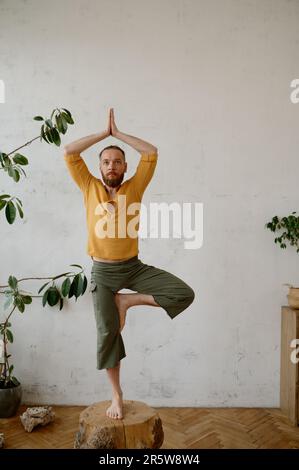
[[1, 405, 299, 449]]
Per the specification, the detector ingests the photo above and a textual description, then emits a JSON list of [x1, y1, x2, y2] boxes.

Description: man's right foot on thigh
[[114, 293, 129, 332]]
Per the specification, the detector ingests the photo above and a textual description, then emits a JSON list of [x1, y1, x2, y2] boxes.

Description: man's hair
[[99, 145, 126, 162]]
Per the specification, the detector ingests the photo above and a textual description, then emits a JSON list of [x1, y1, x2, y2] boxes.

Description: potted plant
[[0, 108, 88, 417], [265, 211, 299, 308]]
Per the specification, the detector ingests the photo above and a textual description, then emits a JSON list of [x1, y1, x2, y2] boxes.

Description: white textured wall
[[1, 0, 299, 406]]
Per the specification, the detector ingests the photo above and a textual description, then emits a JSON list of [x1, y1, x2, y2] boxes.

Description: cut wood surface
[[74, 400, 164, 449]]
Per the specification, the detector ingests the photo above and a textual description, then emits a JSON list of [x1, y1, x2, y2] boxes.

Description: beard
[[101, 171, 125, 188]]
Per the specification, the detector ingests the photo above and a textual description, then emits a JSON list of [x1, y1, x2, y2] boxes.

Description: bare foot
[[114, 293, 129, 332], [106, 392, 123, 419]]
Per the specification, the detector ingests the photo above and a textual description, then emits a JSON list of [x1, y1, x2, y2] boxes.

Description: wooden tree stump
[[74, 400, 164, 449]]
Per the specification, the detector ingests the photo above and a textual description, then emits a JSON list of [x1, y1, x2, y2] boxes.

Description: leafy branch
[[0, 108, 74, 224], [0, 264, 87, 387], [265, 211, 299, 252], [0, 106, 83, 390]]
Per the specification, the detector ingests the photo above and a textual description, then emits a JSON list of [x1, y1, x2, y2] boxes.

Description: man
[[64, 108, 195, 420]]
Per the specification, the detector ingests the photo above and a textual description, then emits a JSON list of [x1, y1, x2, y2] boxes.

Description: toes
[[106, 406, 123, 420]]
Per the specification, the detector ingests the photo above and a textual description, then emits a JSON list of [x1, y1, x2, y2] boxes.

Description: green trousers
[[90, 255, 195, 370]]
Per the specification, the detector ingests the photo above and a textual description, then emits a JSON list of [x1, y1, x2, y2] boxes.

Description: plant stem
[[6, 135, 41, 157], [1, 305, 16, 383], [0, 271, 82, 289], [4, 304, 17, 325]]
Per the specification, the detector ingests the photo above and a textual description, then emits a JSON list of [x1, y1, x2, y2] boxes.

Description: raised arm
[[110, 109, 158, 197], [63, 110, 111, 191], [110, 108, 157, 154], [64, 130, 109, 156]]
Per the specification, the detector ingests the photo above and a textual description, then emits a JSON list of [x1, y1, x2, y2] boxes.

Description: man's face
[[99, 149, 127, 188]]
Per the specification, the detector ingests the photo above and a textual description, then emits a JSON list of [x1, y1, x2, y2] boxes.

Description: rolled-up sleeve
[[131, 152, 158, 198], [64, 153, 93, 192]]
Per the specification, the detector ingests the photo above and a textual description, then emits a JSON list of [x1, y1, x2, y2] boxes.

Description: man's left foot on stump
[[106, 392, 123, 419]]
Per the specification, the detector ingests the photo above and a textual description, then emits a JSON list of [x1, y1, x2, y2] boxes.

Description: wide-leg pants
[[90, 255, 195, 370]]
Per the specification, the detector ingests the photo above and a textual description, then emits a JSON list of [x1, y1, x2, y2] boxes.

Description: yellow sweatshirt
[[64, 151, 158, 260]]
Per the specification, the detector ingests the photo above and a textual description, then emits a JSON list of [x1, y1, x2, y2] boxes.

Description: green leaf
[[59, 297, 64, 311], [42, 289, 49, 307], [61, 277, 71, 297], [41, 124, 50, 144], [17, 166, 27, 177], [13, 169, 20, 182], [45, 128, 53, 143], [11, 376, 20, 386], [0, 194, 10, 199], [55, 114, 64, 133], [6, 329, 13, 343], [63, 113, 74, 125], [60, 113, 68, 133], [16, 202, 24, 219], [70, 264, 82, 269], [75, 274, 84, 297], [61, 109, 74, 124], [15, 296, 25, 313], [33, 116, 44, 121], [7, 164, 14, 177], [82, 275, 87, 295], [51, 127, 61, 146], [68, 277, 76, 299], [38, 281, 50, 294], [8, 275, 18, 289], [0, 199, 7, 210], [8, 166, 20, 182], [47, 287, 60, 306], [62, 108, 71, 116], [13, 153, 28, 165], [22, 295, 32, 304], [2, 154, 10, 167], [45, 119, 54, 128], [5, 201, 16, 223]]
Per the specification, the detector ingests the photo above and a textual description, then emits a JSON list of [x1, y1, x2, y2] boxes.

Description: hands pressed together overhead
[[64, 107, 157, 155], [105, 108, 119, 138], [101, 107, 157, 154]]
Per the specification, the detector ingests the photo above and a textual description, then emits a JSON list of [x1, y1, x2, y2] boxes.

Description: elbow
[[64, 145, 75, 156], [64, 146, 80, 156]]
